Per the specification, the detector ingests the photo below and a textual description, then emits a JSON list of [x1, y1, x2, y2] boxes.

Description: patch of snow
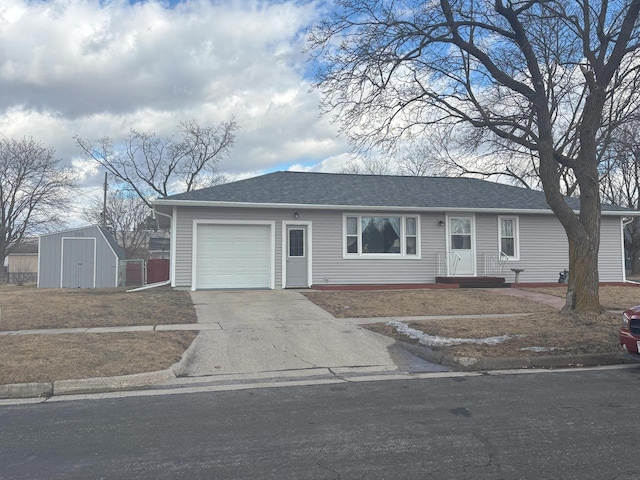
[[520, 346, 563, 353], [387, 321, 513, 347]]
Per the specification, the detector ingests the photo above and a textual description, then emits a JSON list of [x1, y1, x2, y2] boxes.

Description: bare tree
[[396, 141, 437, 177], [400, 128, 579, 193], [338, 156, 395, 175], [309, 0, 640, 313], [0, 137, 76, 265], [75, 118, 238, 208], [82, 190, 151, 259]]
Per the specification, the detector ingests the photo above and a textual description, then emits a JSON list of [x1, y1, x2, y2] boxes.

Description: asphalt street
[[1, 366, 640, 480]]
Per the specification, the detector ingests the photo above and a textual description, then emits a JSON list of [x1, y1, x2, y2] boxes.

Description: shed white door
[[196, 224, 272, 289], [61, 238, 96, 288]]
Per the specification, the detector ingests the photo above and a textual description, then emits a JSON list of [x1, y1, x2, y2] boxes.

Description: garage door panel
[[196, 224, 272, 289]]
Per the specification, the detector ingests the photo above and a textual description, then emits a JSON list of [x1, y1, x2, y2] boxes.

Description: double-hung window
[[498, 216, 519, 260], [344, 214, 420, 258]]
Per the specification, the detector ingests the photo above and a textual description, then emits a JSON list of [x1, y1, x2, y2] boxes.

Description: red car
[[620, 305, 640, 359]]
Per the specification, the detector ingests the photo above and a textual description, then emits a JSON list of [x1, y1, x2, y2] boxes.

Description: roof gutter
[[152, 199, 640, 216]]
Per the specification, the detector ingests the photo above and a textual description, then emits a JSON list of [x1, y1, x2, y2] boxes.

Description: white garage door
[[196, 224, 272, 289]]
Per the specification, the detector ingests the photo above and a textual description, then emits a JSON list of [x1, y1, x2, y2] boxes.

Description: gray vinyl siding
[[38, 226, 121, 288], [175, 207, 285, 288], [311, 212, 444, 285], [173, 207, 626, 288], [474, 214, 623, 283], [599, 216, 625, 282], [475, 214, 498, 275], [174, 207, 447, 288]]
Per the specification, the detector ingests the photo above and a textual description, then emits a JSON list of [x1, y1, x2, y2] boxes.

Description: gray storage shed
[[38, 225, 125, 288]]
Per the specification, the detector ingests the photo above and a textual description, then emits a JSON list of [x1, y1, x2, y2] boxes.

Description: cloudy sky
[[0, 0, 355, 218]]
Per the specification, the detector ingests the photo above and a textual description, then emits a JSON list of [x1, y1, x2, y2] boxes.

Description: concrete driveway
[[175, 290, 432, 377]]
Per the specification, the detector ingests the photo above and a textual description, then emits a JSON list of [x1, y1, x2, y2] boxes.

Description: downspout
[[623, 217, 639, 284], [127, 279, 171, 293], [153, 206, 175, 287]]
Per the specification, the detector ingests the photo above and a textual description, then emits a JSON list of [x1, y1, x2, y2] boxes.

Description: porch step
[[435, 276, 508, 289], [459, 282, 512, 289]]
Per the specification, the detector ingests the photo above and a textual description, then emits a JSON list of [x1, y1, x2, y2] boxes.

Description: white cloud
[[0, 0, 349, 202], [288, 153, 355, 173]]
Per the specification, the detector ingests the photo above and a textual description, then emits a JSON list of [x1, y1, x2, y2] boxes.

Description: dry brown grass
[[0, 285, 196, 330], [304, 287, 631, 361], [0, 332, 196, 384], [302, 288, 552, 318], [364, 312, 619, 358], [0, 285, 198, 385]]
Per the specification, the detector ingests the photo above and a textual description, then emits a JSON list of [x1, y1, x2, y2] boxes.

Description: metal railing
[[438, 252, 461, 276], [2, 272, 38, 285], [482, 251, 509, 275]]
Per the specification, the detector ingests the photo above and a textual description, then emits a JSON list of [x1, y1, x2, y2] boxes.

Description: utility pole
[[101, 172, 108, 226]]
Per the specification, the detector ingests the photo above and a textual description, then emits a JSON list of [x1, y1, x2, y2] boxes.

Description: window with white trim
[[498, 216, 519, 260], [344, 215, 419, 257], [346, 216, 358, 253], [406, 217, 417, 254]]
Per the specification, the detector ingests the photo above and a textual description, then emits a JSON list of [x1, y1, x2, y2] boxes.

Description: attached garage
[[193, 222, 274, 289]]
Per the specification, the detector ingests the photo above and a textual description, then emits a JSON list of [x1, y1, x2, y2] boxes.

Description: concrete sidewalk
[[490, 287, 566, 309], [0, 323, 220, 336]]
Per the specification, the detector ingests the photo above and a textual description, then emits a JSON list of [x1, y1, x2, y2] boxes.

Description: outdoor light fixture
[[294, 212, 300, 219], [438, 220, 445, 226]]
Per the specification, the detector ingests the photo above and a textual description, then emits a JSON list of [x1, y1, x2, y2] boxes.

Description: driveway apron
[[176, 290, 399, 376]]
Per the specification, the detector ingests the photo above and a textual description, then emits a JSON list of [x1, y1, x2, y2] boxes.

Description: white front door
[[448, 216, 475, 276]]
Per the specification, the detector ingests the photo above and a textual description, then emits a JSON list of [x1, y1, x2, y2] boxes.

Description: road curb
[[52, 369, 176, 396], [0, 370, 180, 400], [0, 382, 53, 399], [0, 341, 631, 399], [401, 342, 630, 370], [170, 329, 203, 377]]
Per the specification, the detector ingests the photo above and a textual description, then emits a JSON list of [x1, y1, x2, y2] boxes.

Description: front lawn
[[0, 285, 196, 330], [303, 286, 635, 361], [0, 285, 198, 385]]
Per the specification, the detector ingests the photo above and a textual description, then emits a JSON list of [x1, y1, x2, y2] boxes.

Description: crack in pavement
[[316, 463, 341, 479], [270, 343, 318, 368]]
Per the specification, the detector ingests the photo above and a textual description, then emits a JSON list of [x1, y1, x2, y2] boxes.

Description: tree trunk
[[563, 233, 601, 313], [538, 144, 602, 314], [559, 159, 602, 313]]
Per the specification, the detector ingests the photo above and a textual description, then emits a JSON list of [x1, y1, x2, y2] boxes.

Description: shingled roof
[[8, 241, 38, 255], [156, 171, 631, 214]]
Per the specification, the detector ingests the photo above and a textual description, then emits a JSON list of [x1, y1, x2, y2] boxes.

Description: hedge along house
[[38, 225, 125, 288], [153, 171, 638, 291]]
